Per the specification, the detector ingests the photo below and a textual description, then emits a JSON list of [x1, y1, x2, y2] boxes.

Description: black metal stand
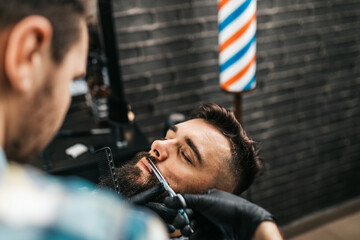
[[233, 94, 243, 124]]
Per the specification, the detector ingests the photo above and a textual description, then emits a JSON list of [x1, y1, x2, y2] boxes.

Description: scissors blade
[[147, 158, 193, 232], [147, 158, 176, 197]]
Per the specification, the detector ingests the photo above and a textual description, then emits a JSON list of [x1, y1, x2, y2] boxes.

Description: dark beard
[[98, 151, 162, 199]]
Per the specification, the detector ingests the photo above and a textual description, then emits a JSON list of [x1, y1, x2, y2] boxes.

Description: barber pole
[[219, 0, 257, 92], [218, 0, 257, 122]]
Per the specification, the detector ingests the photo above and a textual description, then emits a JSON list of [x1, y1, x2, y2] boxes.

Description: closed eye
[[181, 151, 192, 164]]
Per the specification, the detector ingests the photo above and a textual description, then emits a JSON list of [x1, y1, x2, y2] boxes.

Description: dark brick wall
[[111, 0, 360, 225]]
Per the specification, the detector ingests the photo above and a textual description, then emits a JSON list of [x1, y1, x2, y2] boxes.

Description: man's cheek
[[159, 165, 192, 193], [166, 174, 185, 193], [174, 174, 214, 194], [139, 169, 154, 184]]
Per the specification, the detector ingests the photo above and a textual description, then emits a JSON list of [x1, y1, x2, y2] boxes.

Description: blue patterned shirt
[[0, 148, 168, 240]]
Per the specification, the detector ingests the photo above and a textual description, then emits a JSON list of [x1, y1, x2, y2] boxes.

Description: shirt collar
[[0, 148, 7, 172]]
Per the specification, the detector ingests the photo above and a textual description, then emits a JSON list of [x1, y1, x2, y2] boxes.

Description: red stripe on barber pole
[[221, 54, 256, 90], [219, 12, 256, 53], [218, 0, 230, 10]]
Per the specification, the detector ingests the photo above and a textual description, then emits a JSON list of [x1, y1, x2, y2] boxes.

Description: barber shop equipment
[[96, 147, 120, 194], [218, 0, 257, 123], [89, 0, 132, 148], [35, 0, 149, 183]]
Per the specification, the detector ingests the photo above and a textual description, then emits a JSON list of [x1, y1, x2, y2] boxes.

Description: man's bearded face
[[107, 152, 160, 198], [98, 119, 234, 198]]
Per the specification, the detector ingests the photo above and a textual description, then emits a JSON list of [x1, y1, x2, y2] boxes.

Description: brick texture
[[111, 0, 360, 225]]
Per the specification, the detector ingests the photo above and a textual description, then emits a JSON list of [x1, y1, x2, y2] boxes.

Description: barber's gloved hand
[[172, 209, 222, 240], [128, 184, 178, 233], [165, 189, 275, 240], [129, 184, 165, 205], [145, 202, 179, 233]]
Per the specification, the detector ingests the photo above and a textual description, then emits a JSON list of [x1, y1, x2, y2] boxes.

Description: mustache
[[133, 151, 157, 165], [146, 155, 157, 165], [106, 151, 162, 199]]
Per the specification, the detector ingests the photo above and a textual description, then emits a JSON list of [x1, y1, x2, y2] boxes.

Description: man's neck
[[0, 30, 8, 150], [0, 106, 7, 171], [0, 102, 5, 149]]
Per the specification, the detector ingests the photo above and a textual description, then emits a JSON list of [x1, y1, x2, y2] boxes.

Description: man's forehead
[[174, 119, 232, 161], [174, 118, 207, 129], [175, 118, 216, 132]]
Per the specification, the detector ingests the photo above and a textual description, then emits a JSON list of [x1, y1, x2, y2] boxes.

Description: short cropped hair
[[191, 103, 262, 195], [0, 0, 93, 63]]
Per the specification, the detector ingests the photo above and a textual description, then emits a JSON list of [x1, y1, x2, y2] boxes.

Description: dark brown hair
[[0, 0, 93, 63], [191, 103, 262, 195]]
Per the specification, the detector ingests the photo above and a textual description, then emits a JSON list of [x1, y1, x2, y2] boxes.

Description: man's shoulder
[[0, 163, 167, 240]]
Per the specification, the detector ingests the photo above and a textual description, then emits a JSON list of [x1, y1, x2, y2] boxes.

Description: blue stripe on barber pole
[[219, 0, 252, 32], [219, 0, 257, 93], [220, 34, 256, 73], [243, 74, 256, 91]]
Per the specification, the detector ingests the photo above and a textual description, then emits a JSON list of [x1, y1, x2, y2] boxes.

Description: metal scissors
[[147, 158, 194, 233]]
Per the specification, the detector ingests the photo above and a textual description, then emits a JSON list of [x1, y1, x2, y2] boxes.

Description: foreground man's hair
[[0, 0, 93, 63]]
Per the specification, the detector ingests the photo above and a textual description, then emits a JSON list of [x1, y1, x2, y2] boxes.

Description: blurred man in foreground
[[0, 1, 167, 239]]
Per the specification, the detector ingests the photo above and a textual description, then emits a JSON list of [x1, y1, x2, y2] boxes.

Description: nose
[[150, 139, 170, 162]]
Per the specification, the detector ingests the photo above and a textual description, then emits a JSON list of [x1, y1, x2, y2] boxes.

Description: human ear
[[4, 16, 52, 93]]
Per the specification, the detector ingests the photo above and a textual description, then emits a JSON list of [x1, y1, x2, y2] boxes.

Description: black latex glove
[[128, 184, 178, 233], [129, 184, 165, 205], [165, 189, 275, 240], [145, 202, 178, 233], [172, 209, 222, 240]]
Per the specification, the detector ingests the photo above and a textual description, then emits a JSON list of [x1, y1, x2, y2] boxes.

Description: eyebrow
[[168, 125, 203, 164], [168, 125, 178, 132]]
